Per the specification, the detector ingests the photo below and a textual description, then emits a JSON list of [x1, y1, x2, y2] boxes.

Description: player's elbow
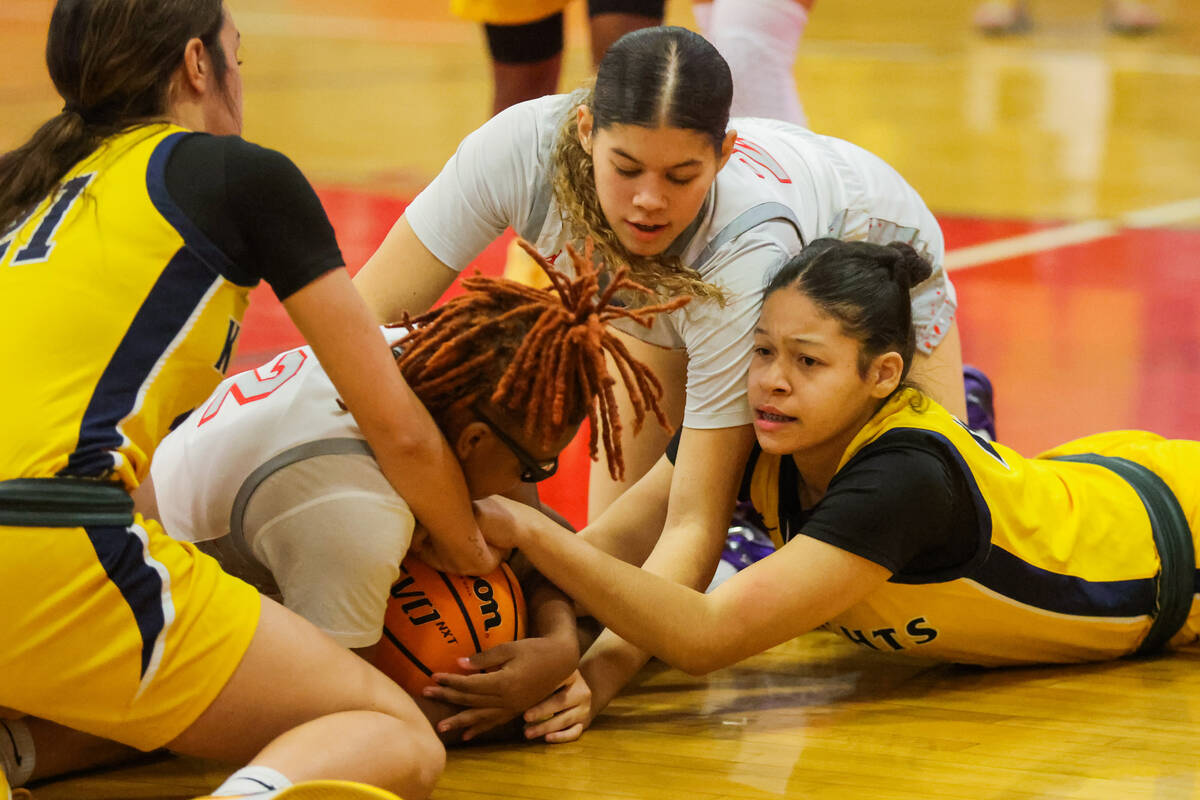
[[671, 647, 733, 677], [662, 627, 737, 676]]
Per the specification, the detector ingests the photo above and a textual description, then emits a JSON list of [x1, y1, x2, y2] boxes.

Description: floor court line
[[944, 196, 1200, 272]]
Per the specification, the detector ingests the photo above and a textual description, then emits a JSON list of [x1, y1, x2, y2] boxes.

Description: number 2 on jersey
[[198, 349, 308, 425]]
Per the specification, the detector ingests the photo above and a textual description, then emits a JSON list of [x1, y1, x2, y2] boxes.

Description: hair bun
[[884, 241, 933, 287]]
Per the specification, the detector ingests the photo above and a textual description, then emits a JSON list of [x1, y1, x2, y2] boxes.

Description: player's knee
[[384, 718, 444, 798]]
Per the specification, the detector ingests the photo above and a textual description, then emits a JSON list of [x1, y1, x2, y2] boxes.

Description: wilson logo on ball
[[472, 578, 502, 631], [374, 556, 527, 696]]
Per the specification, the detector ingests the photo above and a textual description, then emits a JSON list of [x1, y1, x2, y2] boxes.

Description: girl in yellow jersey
[[0, 1, 516, 798], [457, 237, 1200, 741]]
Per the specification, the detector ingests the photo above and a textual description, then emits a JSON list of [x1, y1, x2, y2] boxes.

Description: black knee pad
[[588, 0, 665, 19], [485, 13, 565, 64]]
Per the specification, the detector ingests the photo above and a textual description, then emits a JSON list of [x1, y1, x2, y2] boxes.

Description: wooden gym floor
[[4, 0, 1200, 797]]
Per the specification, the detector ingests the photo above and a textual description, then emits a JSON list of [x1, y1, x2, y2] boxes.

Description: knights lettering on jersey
[[834, 617, 940, 652]]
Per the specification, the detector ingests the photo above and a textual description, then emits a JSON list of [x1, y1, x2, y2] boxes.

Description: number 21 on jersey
[[0, 173, 94, 267]]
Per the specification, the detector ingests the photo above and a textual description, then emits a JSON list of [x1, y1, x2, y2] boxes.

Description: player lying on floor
[[142, 241, 683, 741], [456, 237, 1200, 741]]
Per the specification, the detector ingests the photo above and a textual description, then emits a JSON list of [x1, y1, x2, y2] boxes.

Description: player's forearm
[[514, 514, 726, 675], [284, 271, 491, 574], [526, 573, 579, 651], [579, 629, 653, 715], [578, 456, 674, 566], [338, 370, 489, 573]]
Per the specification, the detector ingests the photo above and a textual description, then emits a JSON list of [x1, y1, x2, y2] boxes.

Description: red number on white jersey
[[198, 349, 308, 425], [732, 137, 792, 184]]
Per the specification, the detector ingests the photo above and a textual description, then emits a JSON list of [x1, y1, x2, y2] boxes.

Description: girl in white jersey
[[148, 244, 683, 742], [353, 26, 965, 741]]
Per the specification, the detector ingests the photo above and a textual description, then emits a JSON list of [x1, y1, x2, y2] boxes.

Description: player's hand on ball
[[426, 633, 579, 714], [473, 495, 558, 550], [522, 669, 595, 744], [411, 521, 506, 575]]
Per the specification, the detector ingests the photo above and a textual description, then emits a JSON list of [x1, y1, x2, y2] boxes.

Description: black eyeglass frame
[[473, 407, 559, 483]]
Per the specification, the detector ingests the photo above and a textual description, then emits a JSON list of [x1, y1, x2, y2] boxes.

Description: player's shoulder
[[474, 92, 575, 150], [167, 132, 303, 188]]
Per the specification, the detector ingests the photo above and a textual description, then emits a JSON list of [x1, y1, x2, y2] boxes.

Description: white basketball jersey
[[151, 326, 408, 546]]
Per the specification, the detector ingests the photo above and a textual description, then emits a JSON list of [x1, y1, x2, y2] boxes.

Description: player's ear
[[868, 351, 904, 398], [455, 421, 491, 461], [576, 106, 595, 155], [717, 128, 737, 170]]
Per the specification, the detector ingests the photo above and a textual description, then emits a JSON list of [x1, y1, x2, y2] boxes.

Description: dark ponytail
[[0, 0, 227, 233], [764, 238, 933, 384]]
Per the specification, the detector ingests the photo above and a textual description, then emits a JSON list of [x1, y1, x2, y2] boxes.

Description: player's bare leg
[[973, 0, 1032, 34], [1106, 0, 1161, 34], [167, 597, 443, 799]]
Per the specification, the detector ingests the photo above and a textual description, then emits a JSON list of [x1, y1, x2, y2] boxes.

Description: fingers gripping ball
[[373, 556, 527, 695]]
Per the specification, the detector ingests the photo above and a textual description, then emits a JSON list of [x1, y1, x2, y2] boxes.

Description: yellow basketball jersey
[[746, 389, 1200, 666], [450, 0, 569, 25], [0, 125, 250, 490]]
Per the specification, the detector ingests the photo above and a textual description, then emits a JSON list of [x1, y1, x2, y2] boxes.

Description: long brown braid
[[393, 239, 689, 481]]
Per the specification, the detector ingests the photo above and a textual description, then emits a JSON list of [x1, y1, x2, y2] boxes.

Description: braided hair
[[394, 239, 689, 481]]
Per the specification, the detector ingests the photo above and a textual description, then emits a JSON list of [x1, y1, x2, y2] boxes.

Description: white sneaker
[[193, 780, 403, 800]]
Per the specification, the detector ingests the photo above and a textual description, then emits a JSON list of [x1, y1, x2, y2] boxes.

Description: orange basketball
[[372, 556, 527, 696]]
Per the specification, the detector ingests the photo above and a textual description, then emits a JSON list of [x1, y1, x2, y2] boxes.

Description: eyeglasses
[[474, 408, 559, 483]]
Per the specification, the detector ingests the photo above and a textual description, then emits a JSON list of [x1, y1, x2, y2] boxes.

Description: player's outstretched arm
[[482, 485, 892, 675], [282, 269, 498, 575]]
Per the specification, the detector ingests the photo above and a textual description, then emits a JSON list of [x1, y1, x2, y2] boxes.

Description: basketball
[[372, 556, 527, 696]]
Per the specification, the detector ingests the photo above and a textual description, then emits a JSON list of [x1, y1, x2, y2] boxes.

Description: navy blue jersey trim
[[60, 248, 219, 477], [146, 132, 245, 286], [84, 524, 164, 678], [972, 543, 1156, 618]]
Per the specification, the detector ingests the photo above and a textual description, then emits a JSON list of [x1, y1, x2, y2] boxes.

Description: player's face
[[583, 114, 731, 257], [748, 288, 897, 461], [459, 418, 577, 500], [202, 9, 244, 135]]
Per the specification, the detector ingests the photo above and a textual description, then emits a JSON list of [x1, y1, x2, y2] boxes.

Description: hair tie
[[60, 101, 117, 126]]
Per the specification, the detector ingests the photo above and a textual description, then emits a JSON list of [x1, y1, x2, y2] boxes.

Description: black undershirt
[[164, 133, 343, 300], [667, 428, 981, 581]]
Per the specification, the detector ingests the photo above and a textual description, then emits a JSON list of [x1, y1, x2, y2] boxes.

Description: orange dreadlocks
[[394, 239, 688, 481]]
